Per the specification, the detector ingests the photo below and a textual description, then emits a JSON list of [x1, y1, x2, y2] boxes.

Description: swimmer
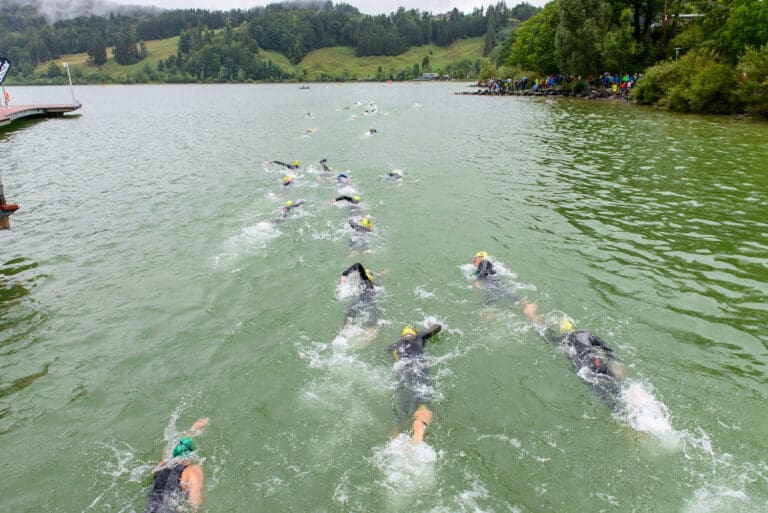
[[269, 160, 300, 170], [470, 251, 520, 305], [388, 324, 442, 443], [273, 199, 304, 223], [282, 175, 295, 186], [368, 128, 378, 134], [145, 417, 209, 512], [340, 262, 378, 330], [336, 173, 350, 184], [320, 159, 333, 172], [385, 171, 403, 180], [522, 301, 625, 411], [349, 216, 372, 233], [331, 194, 361, 205]]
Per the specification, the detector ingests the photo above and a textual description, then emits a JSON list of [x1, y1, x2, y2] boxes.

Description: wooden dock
[[0, 103, 81, 128]]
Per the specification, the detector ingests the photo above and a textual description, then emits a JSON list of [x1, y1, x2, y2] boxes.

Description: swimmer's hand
[[190, 418, 209, 432]]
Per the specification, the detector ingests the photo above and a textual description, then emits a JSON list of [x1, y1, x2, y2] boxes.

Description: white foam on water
[[372, 434, 439, 498], [683, 484, 750, 513], [414, 286, 436, 299], [331, 323, 377, 352], [617, 380, 682, 448]]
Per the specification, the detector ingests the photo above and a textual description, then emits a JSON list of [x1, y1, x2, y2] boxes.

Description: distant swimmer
[[470, 251, 520, 305], [270, 160, 300, 170], [340, 262, 378, 329], [282, 175, 295, 186], [522, 301, 625, 411], [385, 171, 403, 180], [337, 173, 350, 183], [368, 128, 378, 134], [388, 324, 442, 443], [305, 112, 313, 119], [349, 216, 372, 233], [332, 194, 361, 205], [320, 159, 333, 172], [273, 199, 304, 224], [145, 417, 209, 513], [305, 128, 316, 134]]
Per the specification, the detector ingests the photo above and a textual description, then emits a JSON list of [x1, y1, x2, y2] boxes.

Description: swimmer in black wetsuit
[[273, 199, 304, 224], [336, 173, 350, 183], [340, 262, 378, 329], [385, 171, 403, 180], [145, 417, 208, 513], [269, 160, 300, 170], [522, 301, 625, 411], [349, 216, 372, 233], [282, 175, 295, 186], [388, 324, 442, 443], [332, 194, 361, 205], [471, 251, 519, 305], [320, 159, 333, 172]]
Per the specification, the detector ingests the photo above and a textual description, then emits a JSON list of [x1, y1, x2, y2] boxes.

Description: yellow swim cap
[[475, 251, 488, 259], [283, 175, 293, 183], [353, 195, 361, 202], [559, 319, 575, 333], [293, 160, 300, 167], [402, 325, 417, 337], [361, 217, 372, 228], [365, 269, 374, 282], [285, 200, 294, 207]]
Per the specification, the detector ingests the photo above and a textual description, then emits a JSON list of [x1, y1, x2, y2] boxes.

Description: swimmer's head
[[293, 160, 300, 167], [474, 251, 488, 260], [173, 437, 195, 458], [285, 200, 294, 207], [337, 173, 348, 182], [401, 325, 417, 338], [559, 319, 575, 334], [353, 195, 361, 202], [365, 268, 374, 282], [283, 175, 293, 184], [361, 217, 372, 229]]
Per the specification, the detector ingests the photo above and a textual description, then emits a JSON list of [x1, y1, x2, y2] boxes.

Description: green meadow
[[34, 36, 484, 82]]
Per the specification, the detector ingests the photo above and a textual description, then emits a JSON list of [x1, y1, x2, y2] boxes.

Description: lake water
[[1, 83, 767, 512]]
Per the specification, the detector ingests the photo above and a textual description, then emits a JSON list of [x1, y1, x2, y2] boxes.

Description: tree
[[603, 8, 640, 73], [505, 1, 560, 74], [555, 0, 611, 76], [87, 34, 107, 66]]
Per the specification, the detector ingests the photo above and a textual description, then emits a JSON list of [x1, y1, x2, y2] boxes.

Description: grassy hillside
[[299, 37, 484, 80], [33, 35, 484, 82]]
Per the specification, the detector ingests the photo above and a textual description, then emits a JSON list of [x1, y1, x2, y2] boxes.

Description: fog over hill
[[5, 0, 163, 22]]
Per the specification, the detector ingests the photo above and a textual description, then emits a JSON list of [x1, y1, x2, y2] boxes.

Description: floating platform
[[0, 103, 81, 128]]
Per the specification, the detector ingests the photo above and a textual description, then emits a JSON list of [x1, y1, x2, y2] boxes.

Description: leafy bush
[[632, 48, 743, 114], [738, 44, 768, 118]]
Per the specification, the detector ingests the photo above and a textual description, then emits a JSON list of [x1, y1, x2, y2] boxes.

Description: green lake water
[[1, 83, 767, 512]]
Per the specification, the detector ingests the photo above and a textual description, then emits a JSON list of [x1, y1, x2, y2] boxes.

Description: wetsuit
[[273, 160, 299, 170], [320, 160, 332, 172], [348, 219, 370, 233], [334, 195, 360, 204], [341, 263, 378, 327], [386, 172, 402, 180], [388, 325, 442, 428], [273, 200, 304, 224], [545, 329, 622, 411], [145, 463, 188, 513]]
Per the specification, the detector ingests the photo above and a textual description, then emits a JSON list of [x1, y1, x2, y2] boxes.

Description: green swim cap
[[173, 437, 195, 458]]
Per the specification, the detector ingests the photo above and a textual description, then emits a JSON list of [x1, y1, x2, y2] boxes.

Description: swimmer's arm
[[522, 300, 543, 324], [180, 464, 204, 507], [270, 160, 287, 167], [420, 324, 442, 342], [590, 333, 615, 354], [334, 195, 354, 203], [341, 263, 365, 280]]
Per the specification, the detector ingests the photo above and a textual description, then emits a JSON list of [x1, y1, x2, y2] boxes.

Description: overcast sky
[[112, 0, 549, 15]]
